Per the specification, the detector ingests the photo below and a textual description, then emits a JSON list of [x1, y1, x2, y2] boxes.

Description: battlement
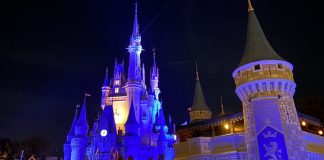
[[233, 60, 294, 87]]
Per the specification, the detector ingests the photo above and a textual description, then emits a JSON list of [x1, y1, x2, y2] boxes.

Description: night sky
[[1, 0, 324, 154]]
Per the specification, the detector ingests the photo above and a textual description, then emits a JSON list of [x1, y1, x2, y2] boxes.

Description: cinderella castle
[[63, 3, 175, 160], [64, 0, 324, 160]]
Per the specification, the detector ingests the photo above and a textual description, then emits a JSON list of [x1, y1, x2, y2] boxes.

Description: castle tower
[[101, 67, 110, 110], [189, 63, 212, 122], [64, 107, 78, 160], [150, 48, 160, 100], [123, 101, 140, 159], [71, 95, 89, 160], [232, 1, 306, 159], [96, 105, 118, 159], [125, 2, 143, 124]]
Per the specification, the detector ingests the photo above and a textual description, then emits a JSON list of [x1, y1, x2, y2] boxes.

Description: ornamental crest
[[257, 126, 288, 160]]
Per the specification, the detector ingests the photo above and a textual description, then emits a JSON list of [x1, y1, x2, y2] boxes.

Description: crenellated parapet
[[233, 60, 296, 101]]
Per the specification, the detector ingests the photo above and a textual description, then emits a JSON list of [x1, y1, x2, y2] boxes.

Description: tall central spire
[[127, 2, 142, 82], [130, 2, 141, 46]]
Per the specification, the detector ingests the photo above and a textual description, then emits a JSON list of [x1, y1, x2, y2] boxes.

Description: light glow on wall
[[113, 100, 129, 133], [301, 121, 307, 126], [224, 124, 229, 130]]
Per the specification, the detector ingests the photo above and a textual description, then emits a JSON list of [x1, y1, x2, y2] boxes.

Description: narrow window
[[254, 64, 261, 71], [278, 64, 283, 69], [115, 88, 119, 93], [115, 80, 120, 85]]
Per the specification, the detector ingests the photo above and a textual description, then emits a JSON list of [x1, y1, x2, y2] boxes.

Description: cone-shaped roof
[[239, 1, 284, 67], [76, 96, 89, 127], [102, 67, 109, 87], [99, 105, 117, 134], [191, 64, 211, 112], [157, 108, 166, 126], [125, 101, 138, 125], [67, 108, 78, 137], [158, 126, 167, 142]]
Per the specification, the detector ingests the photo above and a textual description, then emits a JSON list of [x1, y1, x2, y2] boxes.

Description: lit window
[[224, 124, 229, 130], [115, 80, 120, 85], [115, 88, 119, 93], [301, 121, 306, 126], [278, 64, 284, 69], [254, 64, 261, 71], [319, 130, 323, 135]]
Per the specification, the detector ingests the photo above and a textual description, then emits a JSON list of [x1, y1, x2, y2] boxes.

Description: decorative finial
[[248, 0, 254, 12], [220, 96, 225, 115], [195, 61, 199, 80]]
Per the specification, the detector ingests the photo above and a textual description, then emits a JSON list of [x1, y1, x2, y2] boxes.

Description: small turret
[[71, 94, 90, 160], [189, 62, 212, 122], [75, 95, 89, 136], [150, 48, 160, 100], [101, 67, 110, 109]]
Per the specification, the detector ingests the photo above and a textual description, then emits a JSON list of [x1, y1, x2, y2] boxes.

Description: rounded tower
[[232, 1, 306, 159]]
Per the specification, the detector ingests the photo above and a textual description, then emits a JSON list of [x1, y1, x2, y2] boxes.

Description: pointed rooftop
[[100, 105, 117, 134], [191, 63, 211, 112], [102, 67, 109, 87], [76, 95, 89, 127], [151, 48, 158, 78], [157, 108, 166, 126], [129, 2, 141, 45], [158, 126, 167, 142], [67, 107, 78, 140], [238, 0, 285, 67], [125, 101, 138, 126]]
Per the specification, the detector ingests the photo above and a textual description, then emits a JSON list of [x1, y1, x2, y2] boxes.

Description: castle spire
[[220, 96, 225, 116], [67, 106, 78, 140], [195, 61, 199, 80], [238, 0, 284, 66], [130, 2, 141, 45], [189, 63, 212, 122], [125, 100, 139, 135], [247, 0, 254, 12], [99, 105, 117, 135], [191, 63, 210, 112], [76, 94, 89, 128], [102, 67, 109, 87]]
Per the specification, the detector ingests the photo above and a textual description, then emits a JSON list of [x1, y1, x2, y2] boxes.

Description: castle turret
[[96, 105, 118, 159], [71, 95, 89, 160], [101, 67, 110, 110], [150, 48, 160, 100], [125, 2, 143, 125], [64, 107, 78, 160], [232, 1, 306, 159], [189, 63, 212, 122]]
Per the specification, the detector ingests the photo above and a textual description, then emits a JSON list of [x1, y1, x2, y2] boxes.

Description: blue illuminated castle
[[63, 3, 175, 160]]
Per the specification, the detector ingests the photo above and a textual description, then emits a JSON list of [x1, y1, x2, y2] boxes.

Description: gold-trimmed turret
[[189, 62, 212, 122]]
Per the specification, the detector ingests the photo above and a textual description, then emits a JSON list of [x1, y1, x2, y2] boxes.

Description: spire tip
[[195, 61, 199, 80], [248, 0, 254, 12]]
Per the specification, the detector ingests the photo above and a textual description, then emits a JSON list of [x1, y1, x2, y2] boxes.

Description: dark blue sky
[[1, 0, 323, 153]]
